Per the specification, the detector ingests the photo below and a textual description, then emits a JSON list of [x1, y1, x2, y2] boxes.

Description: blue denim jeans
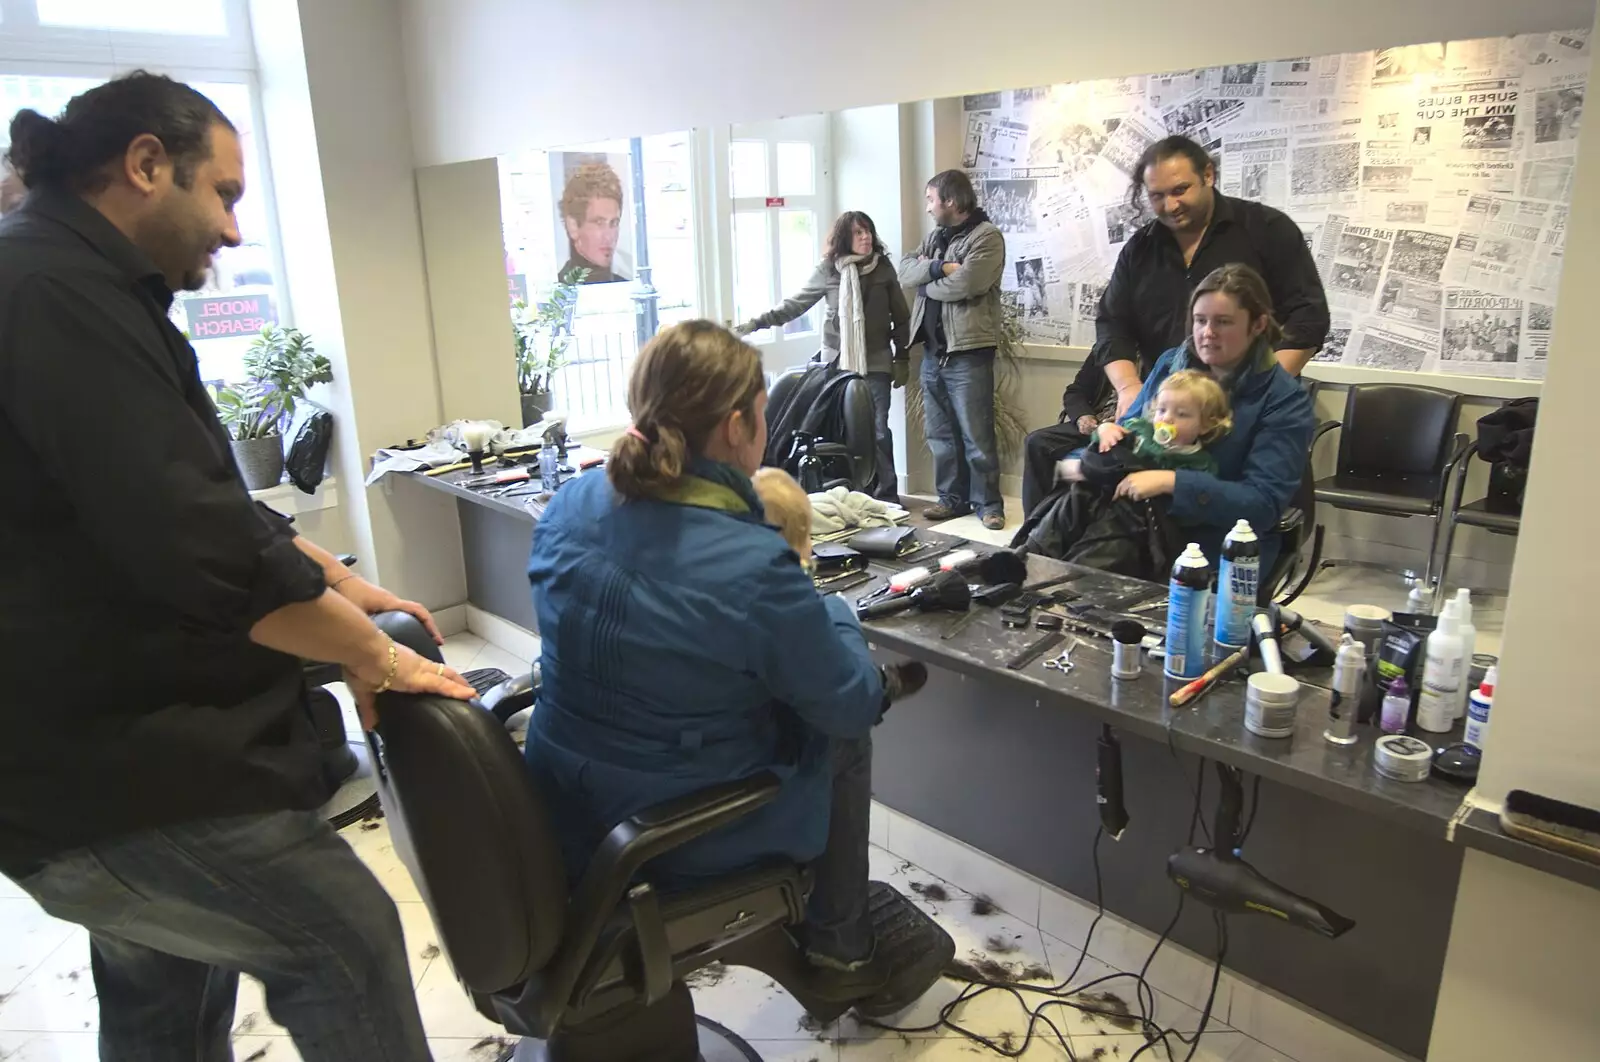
[[862, 372, 900, 502], [920, 348, 1001, 514], [803, 735, 874, 963], [15, 810, 429, 1062]]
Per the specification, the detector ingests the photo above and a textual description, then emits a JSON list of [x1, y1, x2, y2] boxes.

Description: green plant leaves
[[209, 326, 332, 439]]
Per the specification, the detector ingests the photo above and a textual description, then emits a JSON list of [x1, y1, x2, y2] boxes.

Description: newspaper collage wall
[[962, 31, 1591, 380]]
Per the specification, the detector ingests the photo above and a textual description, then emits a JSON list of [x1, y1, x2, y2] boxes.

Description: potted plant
[[212, 326, 333, 490], [513, 266, 587, 427]]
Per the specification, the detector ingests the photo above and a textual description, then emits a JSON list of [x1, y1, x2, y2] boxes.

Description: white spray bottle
[[1416, 597, 1465, 734], [1451, 589, 1477, 723]]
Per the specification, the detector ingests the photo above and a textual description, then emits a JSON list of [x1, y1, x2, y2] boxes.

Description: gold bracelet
[[373, 638, 399, 694]]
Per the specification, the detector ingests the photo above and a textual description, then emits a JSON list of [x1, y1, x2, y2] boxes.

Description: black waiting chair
[[766, 363, 878, 494], [1436, 440, 1523, 594], [1312, 385, 1468, 589], [366, 613, 951, 1062]]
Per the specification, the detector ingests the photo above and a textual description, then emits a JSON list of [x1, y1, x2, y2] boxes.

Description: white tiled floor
[[1289, 565, 1506, 660], [0, 631, 1403, 1062], [909, 493, 1026, 549]]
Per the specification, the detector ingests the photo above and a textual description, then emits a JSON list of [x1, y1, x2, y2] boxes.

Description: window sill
[[250, 477, 340, 514]]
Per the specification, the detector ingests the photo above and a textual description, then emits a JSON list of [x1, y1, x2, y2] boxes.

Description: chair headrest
[[372, 686, 569, 994], [376, 611, 443, 664]]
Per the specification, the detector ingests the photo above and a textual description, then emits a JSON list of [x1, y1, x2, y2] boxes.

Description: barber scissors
[[1042, 639, 1080, 673]]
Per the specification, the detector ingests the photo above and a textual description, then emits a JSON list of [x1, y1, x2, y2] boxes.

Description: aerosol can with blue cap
[[1166, 543, 1213, 680]]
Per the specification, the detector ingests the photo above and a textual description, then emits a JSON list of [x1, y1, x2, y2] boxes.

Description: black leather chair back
[[766, 362, 877, 492], [371, 615, 569, 995], [1337, 385, 1461, 478]]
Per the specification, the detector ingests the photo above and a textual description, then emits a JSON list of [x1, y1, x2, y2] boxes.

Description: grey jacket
[[738, 256, 910, 374], [897, 219, 1006, 355]]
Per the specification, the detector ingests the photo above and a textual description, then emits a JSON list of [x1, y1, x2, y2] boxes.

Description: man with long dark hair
[[0, 72, 474, 1060], [1095, 136, 1328, 414], [898, 169, 1008, 529]]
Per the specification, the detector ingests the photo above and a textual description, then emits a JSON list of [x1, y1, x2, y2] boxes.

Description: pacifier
[[1152, 422, 1178, 446]]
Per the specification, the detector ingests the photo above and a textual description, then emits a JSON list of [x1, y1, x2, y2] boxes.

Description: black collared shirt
[[0, 192, 329, 875], [1094, 192, 1330, 373]]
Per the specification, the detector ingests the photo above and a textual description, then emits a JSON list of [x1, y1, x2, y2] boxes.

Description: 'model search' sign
[[184, 295, 278, 339]]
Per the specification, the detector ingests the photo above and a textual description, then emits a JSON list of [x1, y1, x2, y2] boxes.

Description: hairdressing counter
[[404, 465, 1520, 1060]]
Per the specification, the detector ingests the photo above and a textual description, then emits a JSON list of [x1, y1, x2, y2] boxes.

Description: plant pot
[[233, 435, 285, 491], [521, 389, 552, 428]]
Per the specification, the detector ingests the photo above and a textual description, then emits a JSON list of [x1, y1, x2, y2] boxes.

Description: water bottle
[[539, 445, 561, 492], [1165, 543, 1213, 680], [1214, 520, 1259, 650]]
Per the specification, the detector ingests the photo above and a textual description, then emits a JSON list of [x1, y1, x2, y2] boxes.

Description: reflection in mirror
[[498, 133, 697, 430]]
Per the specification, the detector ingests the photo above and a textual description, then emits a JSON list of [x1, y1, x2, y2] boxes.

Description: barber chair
[[766, 364, 878, 494], [1260, 462, 1323, 607], [366, 613, 952, 1062], [300, 554, 530, 828]]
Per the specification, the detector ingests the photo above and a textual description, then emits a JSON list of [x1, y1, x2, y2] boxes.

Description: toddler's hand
[[1095, 424, 1127, 452]]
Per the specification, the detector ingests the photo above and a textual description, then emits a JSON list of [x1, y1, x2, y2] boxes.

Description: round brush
[[858, 570, 972, 620]]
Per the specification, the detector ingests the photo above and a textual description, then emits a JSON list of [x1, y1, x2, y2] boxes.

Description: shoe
[[799, 942, 892, 1003], [981, 511, 1007, 531], [922, 502, 971, 522]]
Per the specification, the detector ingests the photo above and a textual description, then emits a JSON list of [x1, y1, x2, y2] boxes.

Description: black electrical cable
[[865, 756, 1230, 1059], [1239, 774, 1264, 848]]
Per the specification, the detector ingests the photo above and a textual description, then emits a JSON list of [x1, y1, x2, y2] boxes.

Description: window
[[35, 0, 229, 36], [499, 132, 701, 431], [720, 115, 833, 375], [0, 0, 278, 386]]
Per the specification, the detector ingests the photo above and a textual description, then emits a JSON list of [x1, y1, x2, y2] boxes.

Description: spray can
[[1325, 634, 1367, 745], [1213, 520, 1259, 650], [1165, 543, 1213, 680], [1416, 598, 1465, 734], [1465, 665, 1497, 750]]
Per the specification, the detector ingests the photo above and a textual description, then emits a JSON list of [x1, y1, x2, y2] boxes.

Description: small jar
[[1245, 673, 1301, 738]]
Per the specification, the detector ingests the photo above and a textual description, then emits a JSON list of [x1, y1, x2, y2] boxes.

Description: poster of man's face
[[552, 153, 632, 284]]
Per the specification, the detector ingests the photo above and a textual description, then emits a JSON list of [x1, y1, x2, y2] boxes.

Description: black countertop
[[404, 447, 607, 524], [412, 477, 1594, 890], [845, 533, 1471, 840]]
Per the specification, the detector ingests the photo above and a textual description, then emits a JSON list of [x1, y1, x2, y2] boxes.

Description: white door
[[719, 115, 834, 377]]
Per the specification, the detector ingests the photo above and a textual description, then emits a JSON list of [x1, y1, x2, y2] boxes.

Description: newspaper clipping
[[956, 27, 1589, 379]]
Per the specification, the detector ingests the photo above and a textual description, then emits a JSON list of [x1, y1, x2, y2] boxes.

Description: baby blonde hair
[[752, 467, 813, 563], [1159, 370, 1234, 444]]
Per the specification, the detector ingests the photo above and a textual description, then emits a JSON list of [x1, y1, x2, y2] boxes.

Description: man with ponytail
[[525, 320, 944, 1011], [0, 73, 473, 1060]]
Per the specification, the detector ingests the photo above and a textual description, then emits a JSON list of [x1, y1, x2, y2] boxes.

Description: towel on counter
[[808, 486, 909, 534]]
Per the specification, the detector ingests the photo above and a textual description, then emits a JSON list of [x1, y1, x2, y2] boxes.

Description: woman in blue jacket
[[525, 320, 911, 1004], [1098, 263, 1314, 576]]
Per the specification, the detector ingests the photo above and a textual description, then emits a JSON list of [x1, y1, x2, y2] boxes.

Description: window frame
[[0, 0, 296, 381]]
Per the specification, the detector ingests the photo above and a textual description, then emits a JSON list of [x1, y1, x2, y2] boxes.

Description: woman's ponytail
[[608, 322, 764, 501]]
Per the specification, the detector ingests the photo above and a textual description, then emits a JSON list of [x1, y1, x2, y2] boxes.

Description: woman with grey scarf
[[736, 211, 910, 502]]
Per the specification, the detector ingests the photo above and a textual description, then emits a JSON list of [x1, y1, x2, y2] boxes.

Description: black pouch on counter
[[1371, 614, 1438, 723], [812, 543, 864, 576], [848, 526, 917, 558]]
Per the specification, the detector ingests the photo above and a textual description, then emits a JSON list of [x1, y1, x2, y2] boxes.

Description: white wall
[[253, 0, 466, 609], [400, 0, 1594, 166], [416, 158, 521, 426]]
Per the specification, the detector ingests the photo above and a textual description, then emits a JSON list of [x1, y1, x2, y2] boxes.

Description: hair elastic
[[625, 425, 650, 444]]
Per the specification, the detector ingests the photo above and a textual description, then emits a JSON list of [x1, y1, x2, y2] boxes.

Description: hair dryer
[[953, 549, 1028, 587], [1166, 763, 1355, 939], [857, 570, 971, 621]]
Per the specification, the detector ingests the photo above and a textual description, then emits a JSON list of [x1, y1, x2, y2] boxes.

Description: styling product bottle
[[1214, 520, 1259, 650], [1416, 598, 1465, 734], [1380, 675, 1411, 735], [1165, 543, 1213, 681], [1451, 589, 1477, 723], [1324, 633, 1366, 745], [1406, 585, 1431, 614], [1465, 665, 1497, 750]]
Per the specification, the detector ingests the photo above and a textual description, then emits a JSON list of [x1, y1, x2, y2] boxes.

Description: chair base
[[319, 738, 381, 830], [510, 983, 763, 1062]]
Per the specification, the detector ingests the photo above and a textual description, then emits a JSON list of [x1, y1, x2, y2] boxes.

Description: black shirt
[[0, 192, 329, 876], [1094, 192, 1330, 374]]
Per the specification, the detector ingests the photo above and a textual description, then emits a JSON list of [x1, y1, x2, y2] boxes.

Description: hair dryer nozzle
[[1166, 847, 1356, 939]]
